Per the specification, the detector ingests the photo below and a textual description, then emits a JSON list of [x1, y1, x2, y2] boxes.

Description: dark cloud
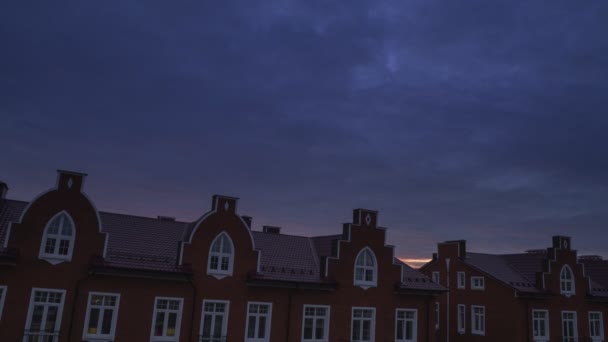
[[1, 0, 607, 262]]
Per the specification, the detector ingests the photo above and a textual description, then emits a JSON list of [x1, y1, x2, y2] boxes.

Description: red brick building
[[421, 237, 608, 342], [0, 170, 443, 342]]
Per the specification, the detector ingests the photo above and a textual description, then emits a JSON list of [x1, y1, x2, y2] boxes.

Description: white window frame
[[353, 247, 378, 289], [301, 305, 330, 342], [471, 305, 485, 336], [432, 272, 440, 284], [457, 304, 465, 334], [395, 308, 417, 342], [471, 276, 485, 290], [589, 311, 604, 342], [245, 301, 272, 342], [150, 296, 184, 342], [38, 211, 76, 265], [207, 232, 235, 279], [457, 272, 466, 289], [23, 288, 66, 342], [351, 307, 376, 342], [82, 291, 121, 341], [561, 311, 578, 342], [434, 302, 440, 330], [560, 265, 575, 296], [200, 299, 230, 342], [0, 285, 7, 320], [532, 309, 549, 341]]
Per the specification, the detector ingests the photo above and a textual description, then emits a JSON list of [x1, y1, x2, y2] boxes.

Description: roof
[[580, 258, 608, 296], [0, 197, 438, 290], [466, 252, 544, 293]]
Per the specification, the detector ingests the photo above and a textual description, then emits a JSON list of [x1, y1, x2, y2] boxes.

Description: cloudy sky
[[2, 1, 607, 266]]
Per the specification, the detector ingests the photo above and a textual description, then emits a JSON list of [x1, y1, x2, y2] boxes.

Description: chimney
[[552, 236, 572, 250], [0, 181, 7, 200], [263, 226, 281, 234], [57, 170, 87, 193], [353, 208, 378, 228], [157, 216, 176, 222], [241, 216, 253, 228]]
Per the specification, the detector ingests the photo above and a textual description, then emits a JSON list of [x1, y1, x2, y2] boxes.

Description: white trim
[[207, 232, 235, 279], [434, 302, 440, 330], [0, 285, 6, 320], [395, 308, 417, 342], [245, 301, 272, 342], [150, 296, 184, 342], [351, 306, 376, 342], [431, 272, 440, 284], [471, 276, 485, 290], [561, 310, 578, 341], [532, 309, 549, 341], [457, 272, 465, 289], [82, 291, 121, 341], [353, 247, 378, 289], [471, 305, 485, 336], [589, 311, 604, 342], [457, 304, 465, 334], [301, 305, 330, 342], [560, 265, 575, 296], [199, 299, 230, 341], [38, 211, 76, 265], [23, 287, 67, 342]]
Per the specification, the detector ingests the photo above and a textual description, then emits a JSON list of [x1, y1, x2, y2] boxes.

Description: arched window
[[207, 233, 234, 278], [39, 212, 75, 264], [560, 265, 575, 295], [354, 247, 377, 288]]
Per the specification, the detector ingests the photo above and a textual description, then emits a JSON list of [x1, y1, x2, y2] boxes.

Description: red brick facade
[[0, 170, 442, 342], [421, 239, 608, 342]]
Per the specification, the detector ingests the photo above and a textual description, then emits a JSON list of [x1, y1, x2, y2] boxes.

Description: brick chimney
[[353, 208, 378, 228], [0, 181, 7, 200], [57, 170, 87, 193], [263, 226, 281, 234], [553, 236, 572, 250]]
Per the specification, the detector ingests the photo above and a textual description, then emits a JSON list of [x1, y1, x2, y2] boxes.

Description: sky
[[1, 1, 607, 267]]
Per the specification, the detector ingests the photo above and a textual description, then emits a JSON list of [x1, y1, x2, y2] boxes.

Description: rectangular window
[[532, 310, 549, 341], [471, 276, 485, 290], [434, 302, 439, 330], [457, 272, 465, 289], [151, 297, 183, 341], [245, 302, 272, 342], [302, 305, 329, 342], [589, 311, 604, 342], [351, 307, 375, 342], [24, 288, 66, 342], [562, 311, 578, 342], [0, 285, 6, 320], [395, 309, 417, 342], [471, 306, 485, 335], [83, 292, 120, 340], [201, 300, 229, 342], [457, 305, 465, 333], [432, 272, 440, 284]]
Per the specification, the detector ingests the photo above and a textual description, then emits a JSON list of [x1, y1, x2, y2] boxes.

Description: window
[[245, 302, 272, 342], [354, 248, 377, 288], [151, 297, 183, 341], [471, 306, 485, 335], [434, 302, 439, 330], [200, 300, 229, 342], [432, 272, 440, 284], [457, 305, 465, 333], [457, 272, 465, 289], [562, 311, 577, 342], [24, 288, 66, 342], [471, 276, 485, 290], [83, 292, 120, 341], [39, 212, 75, 264], [589, 312, 604, 342], [560, 265, 575, 296], [532, 310, 549, 341], [207, 233, 234, 278], [302, 305, 330, 342], [351, 307, 375, 342], [0, 286, 6, 320], [395, 309, 417, 342]]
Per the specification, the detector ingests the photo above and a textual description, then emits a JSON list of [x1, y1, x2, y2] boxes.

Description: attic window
[[354, 247, 377, 288], [560, 265, 575, 296], [207, 233, 234, 279], [39, 212, 76, 265]]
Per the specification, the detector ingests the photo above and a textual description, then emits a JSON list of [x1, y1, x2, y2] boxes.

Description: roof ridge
[[99, 211, 188, 224]]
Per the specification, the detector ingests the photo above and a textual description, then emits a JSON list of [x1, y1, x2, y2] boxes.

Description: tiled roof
[[580, 258, 608, 296], [466, 252, 543, 293], [0, 199, 28, 247], [0, 197, 442, 289]]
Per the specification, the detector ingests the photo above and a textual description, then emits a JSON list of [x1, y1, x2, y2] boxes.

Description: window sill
[[472, 331, 485, 336], [150, 337, 179, 342], [83, 334, 115, 342], [354, 282, 377, 290], [39, 255, 71, 265], [207, 271, 232, 280]]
